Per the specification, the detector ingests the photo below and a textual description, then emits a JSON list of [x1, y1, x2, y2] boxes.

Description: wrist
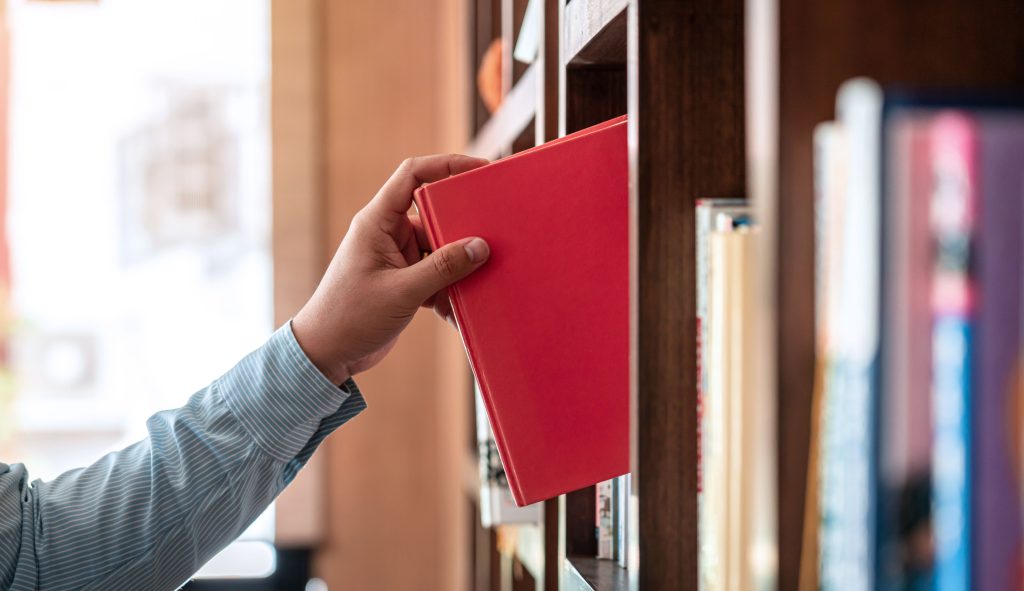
[[290, 314, 352, 386]]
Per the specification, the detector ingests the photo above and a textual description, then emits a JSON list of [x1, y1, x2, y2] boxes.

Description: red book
[[414, 115, 629, 506]]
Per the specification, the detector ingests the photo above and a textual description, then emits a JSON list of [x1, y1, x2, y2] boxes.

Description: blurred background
[[0, 0, 476, 589], [3, 0, 1022, 591]]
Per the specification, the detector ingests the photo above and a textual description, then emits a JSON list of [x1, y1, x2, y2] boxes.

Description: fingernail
[[464, 238, 489, 263]]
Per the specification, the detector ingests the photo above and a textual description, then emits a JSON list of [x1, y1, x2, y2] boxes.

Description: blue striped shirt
[[0, 322, 366, 590]]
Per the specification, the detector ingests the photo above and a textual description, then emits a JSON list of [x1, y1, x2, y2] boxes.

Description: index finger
[[372, 154, 489, 218]]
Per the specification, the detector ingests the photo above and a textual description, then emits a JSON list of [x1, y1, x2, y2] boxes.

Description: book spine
[[823, 78, 882, 591], [929, 112, 976, 591], [696, 201, 711, 502], [696, 200, 749, 591]]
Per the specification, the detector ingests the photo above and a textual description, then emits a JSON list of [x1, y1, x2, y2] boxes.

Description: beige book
[[707, 225, 764, 591]]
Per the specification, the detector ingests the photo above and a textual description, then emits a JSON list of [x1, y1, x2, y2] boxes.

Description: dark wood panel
[[565, 67, 627, 133], [773, 2, 1024, 588], [473, 0, 504, 133], [537, 0, 560, 144], [632, 0, 745, 589], [544, 498, 560, 591], [566, 486, 598, 557], [512, 555, 538, 591]]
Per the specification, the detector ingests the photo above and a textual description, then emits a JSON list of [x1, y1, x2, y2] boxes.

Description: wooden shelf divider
[[564, 557, 629, 591], [467, 62, 539, 160], [562, 0, 627, 67]]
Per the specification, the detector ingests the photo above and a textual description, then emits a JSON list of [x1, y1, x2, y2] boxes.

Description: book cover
[[476, 384, 543, 527], [414, 116, 629, 506]]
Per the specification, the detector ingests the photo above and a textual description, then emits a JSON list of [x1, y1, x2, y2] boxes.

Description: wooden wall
[[271, 1, 474, 589]]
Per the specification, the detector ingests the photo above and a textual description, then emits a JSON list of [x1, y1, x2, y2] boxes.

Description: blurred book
[[813, 79, 1024, 591], [816, 78, 883, 591]]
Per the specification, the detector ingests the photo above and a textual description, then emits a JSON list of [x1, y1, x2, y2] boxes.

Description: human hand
[[291, 154, 491, 384]]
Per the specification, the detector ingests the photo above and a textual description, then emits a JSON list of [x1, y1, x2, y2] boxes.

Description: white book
[[596, 479, 615, 559], [616, 474, 630, 568], [819, 78, 882, 591]]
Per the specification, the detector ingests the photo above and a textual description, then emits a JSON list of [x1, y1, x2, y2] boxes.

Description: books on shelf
[[414, 116, 630, 507], [695, 200, 767, 591], [593, 473, 631, 567], [813, 79, 1024, 591]]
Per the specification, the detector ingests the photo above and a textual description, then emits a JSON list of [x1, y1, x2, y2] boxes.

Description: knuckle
[[432, 248, 457, 279], [398, 157, 416, 172], [349, 211, 369, 234]]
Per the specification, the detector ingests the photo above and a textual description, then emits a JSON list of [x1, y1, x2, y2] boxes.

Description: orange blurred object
[[477, 38, 503, 114]]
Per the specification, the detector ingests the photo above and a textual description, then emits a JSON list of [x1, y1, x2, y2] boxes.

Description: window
[[1, 0, 274, 579]]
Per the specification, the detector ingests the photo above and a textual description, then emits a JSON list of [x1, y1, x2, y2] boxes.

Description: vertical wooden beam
[[270, 0, 328, 547], [630, 0, 745, 588], [535, 0, 559, 145], [311, 1, 475, 589], [539, 4, 561, 589]]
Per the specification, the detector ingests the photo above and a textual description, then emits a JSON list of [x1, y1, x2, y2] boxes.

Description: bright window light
[[2, 0, 274, 579]]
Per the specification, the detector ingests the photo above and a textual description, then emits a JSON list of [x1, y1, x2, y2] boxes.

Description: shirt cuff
[[218, 321, 367, 462]]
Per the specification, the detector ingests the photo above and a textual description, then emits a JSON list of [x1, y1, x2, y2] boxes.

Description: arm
[[0, 154, 491, 591], [0, 323, 365, 591]]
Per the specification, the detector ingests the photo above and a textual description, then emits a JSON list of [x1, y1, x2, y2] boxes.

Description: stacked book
[[813, 79, 1024, 591]]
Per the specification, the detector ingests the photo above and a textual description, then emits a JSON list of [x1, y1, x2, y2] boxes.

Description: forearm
[[0, 323, 365, 591]]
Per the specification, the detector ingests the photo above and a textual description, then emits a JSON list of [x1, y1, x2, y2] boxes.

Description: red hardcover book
[[414, 115, 629, 506]]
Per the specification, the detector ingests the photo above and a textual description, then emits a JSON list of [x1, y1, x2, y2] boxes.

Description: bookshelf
[[464, 0, 741, 589], [462, 0, 1024, 590]]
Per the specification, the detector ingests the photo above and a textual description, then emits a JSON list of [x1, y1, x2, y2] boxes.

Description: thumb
[[402, 237, 490, 303]]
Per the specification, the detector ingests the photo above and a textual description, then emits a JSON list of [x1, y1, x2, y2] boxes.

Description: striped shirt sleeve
[[0, 322, 366, 591]]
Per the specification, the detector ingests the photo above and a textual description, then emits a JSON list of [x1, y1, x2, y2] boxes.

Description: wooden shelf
[[564, 557, 629, 591], [467, 62, 539, 160], [562, 0, 627, 67]]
